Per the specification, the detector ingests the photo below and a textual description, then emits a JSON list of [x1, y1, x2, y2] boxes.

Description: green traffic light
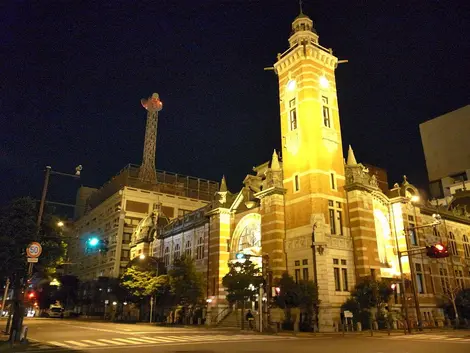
[[88, 237, 99, 247]]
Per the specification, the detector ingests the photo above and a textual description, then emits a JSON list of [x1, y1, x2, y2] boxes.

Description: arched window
[[463, 234, 470, 258], [196, 236, 204, 260], [164, 246, 170, 266], [449, 232, 458, 256], [174, 243, 181, 260], [185, 240, 192, 258]]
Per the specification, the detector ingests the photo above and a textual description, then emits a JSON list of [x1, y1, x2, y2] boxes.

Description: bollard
[[21, 326, 28, 343], [341, 323, 345, 336], [386, 321, 390, 336]]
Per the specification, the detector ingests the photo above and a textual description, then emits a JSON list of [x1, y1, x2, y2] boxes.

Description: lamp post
[[406, 195, 423, 331]]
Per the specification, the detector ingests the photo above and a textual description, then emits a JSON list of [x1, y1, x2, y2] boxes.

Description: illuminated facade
[[144, 12, 470, 330], [70, 11, 470, 330]]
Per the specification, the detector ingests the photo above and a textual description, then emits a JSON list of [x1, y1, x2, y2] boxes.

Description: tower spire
[[347, 145, 358, 165], [271, 149, 281, 171], [138, 93, 163, 184], [299, 0, 303, 14]]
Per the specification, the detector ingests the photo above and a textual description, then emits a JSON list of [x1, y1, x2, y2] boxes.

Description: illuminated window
[[415, 263, 425, 294], [185, 240, 192, 258], [164, 247, 170, 266], [455, 269, 464, 289], [294, 174, 300, 192], [439, 268, 449, 294], [289, 98, 297, 130], [302, 267, 309, 280], [341, 268, 348, 291], [330, 173, 336, 190], [449, 232, 458, 255], [334, 267, 341, 291], [333, 258, 348, 291], [174, 243, 180, 260], [322, 96, 331, 128], [196, 236, 204, 260], [463, 235, 470, 258], [328, 200, 343, 235], [409, 218, 418, 246]]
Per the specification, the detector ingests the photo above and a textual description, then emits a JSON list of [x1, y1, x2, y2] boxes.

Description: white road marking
[[47, 341, 71, 348], [124, 337, 158, 343], [97, 339, 126, 345], [64, 340, 90, 347], [81, 340, 108, 346], [112, 338, 144, 344]]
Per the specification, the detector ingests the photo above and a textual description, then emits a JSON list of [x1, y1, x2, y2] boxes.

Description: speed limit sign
[[26, 242, 42, 258]]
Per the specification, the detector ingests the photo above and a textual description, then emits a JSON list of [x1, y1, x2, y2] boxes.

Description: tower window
[[289, 98, 297, 130], [330, 173, 336, 190], [294, 174, 300, 192], [322, 96, 331, 128], [328, 200, 343, 235]]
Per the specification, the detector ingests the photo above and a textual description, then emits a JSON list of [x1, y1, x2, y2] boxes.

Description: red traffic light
[[28, 292, 35, 299], [426, 243, 449, 258]]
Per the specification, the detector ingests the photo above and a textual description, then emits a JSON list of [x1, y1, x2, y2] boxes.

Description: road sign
[[27, 258, 38, 263], [344, 310, 353, 318], [26, 242, 42, 258]]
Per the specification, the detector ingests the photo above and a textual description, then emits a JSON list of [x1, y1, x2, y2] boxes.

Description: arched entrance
[[230, 213, 262, 266]]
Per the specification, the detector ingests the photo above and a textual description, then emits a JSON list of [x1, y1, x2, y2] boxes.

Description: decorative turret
[[347, 145, 358, 165], [288, 10, 319, 48]]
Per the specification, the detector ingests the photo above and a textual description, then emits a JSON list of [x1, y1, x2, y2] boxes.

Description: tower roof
[[347, 145, 358, 165], [271, 150, 281, 171], [219, 175, 228, 192]]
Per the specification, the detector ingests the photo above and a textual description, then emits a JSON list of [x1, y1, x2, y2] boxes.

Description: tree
[[274, 273, 320, 331], [0, 197, 67, 341], [121, 267, 169, 298], [222, 259, 262, 329], [455, 288, 470, 320], [169, 256, 204, 306], [342, 278, 393, 329]]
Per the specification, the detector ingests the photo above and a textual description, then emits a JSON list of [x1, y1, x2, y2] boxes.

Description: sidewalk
[[273, 328, 470, 338]]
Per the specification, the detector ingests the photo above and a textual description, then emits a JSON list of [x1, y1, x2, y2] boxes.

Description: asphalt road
[[11, 318, 470, 353]]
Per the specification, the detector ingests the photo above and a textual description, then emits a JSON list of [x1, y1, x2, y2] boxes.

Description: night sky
[[1, 0, 469, 210]]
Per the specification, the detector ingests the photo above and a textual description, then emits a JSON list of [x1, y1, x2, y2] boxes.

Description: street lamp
[[139, 254, 146, 260], [57, 221, 64, 227]]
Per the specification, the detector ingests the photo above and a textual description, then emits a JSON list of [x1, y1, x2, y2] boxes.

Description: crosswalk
[[386, 334, 470, 343], [30, 334, 295, 350]]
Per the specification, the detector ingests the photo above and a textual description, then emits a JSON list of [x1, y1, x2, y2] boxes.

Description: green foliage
[[120, 266, 169, 298], [0, 197, 66, 280], [341, 278, 394, 329], [455, 288, 470, 319], [168, 256, 205, 306], [275, 273, 320, 310], [350, 278, 393, 310], [222, 259, 262, 304]]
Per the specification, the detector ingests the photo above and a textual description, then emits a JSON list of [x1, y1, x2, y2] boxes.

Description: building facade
[[67, 164, 218, 280], [419, 105, 470, 199], [69, 11, 470, 330]]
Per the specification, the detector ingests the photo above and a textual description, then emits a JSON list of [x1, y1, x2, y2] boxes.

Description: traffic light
[[87, 237, 100, 247], [426, 243, 449, 258], [28, 291, 35, 299], [86, 236, 108, 254]]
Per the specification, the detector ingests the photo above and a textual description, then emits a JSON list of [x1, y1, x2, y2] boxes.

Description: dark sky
[[1, 0, 469, 209]]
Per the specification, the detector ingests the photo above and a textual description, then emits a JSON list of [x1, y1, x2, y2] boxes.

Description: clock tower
[[274, 11, 353, 330]]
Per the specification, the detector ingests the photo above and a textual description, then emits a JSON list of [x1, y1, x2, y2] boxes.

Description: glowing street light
[[410, 195, 420, 203], [57, 221, 64, 227], [319, 75, 329, 88], [139, 254, 146, 260]]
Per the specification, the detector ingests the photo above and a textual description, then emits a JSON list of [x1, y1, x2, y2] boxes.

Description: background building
[[67, 164, 218, 280], [420, 105, 470, 199]]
